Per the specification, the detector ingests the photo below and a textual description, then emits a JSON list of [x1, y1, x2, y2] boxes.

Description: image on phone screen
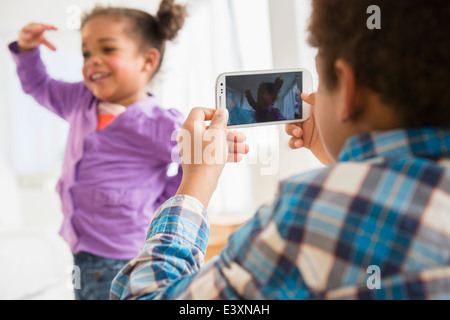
[[225, 71, 303, 127]]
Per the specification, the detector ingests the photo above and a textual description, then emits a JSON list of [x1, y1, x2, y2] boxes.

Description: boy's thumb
[[301, 92, 315, 105], [209, 108, 229, 130]]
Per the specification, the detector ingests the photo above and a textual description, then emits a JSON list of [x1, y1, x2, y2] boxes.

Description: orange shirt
[[97, 101, 127, 131]]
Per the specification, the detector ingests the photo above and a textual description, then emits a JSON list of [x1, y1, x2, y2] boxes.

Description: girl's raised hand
[[18, 23, 57, 53]]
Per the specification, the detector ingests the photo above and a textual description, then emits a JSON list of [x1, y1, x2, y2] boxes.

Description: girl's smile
[[89, 72, 111, 83]]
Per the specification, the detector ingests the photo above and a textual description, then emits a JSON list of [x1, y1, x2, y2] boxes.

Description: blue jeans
[[73, 252, 129, 300]]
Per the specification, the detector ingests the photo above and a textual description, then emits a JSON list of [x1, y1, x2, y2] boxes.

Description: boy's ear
[[334, 59, 361, 122], [142, 48, 161, 73]]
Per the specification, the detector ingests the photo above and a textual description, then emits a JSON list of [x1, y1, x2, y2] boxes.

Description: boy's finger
[[208, 108, 228, 131], [226, 130, 246, 143], [285, 123, 303, 137], [185, 107, 216, 123], [301, 92, 316, 105], [288, 137, 304, 149], [227, 141, 249, 155], [227, 152, 244, 163]]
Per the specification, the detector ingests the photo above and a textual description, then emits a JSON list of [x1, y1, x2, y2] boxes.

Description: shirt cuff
[[147, 194, 209, 253], [8, 41, 41, 67]]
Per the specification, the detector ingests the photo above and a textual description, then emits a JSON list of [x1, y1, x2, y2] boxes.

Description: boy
[[111, 0, 450, 299]]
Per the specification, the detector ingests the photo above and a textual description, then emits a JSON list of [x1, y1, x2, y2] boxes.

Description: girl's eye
[[103, 47, 116, 53], [82, 52, 90, 59]]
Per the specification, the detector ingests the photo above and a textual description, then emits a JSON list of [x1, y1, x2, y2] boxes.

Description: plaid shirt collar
[[338, 127, 450, 163]]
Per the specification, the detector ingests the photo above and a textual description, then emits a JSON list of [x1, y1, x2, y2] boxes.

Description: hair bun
[[157, 0, 187, 41]]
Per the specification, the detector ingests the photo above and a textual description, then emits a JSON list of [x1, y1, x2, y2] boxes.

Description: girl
[[9, 0, 187, 300], [245, 78, 286, 123]]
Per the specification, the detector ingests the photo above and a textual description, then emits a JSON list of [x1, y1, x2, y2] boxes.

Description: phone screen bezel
[[215, 68, 313, 129]]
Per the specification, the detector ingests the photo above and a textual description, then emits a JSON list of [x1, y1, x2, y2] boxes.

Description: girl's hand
[[285, 92, 334, 165], [18, 23, 57, 53], [176, 108, 249, 207]]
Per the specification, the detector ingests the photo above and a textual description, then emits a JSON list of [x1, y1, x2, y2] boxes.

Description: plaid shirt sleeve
[[110, 170, 334, 300], [109, 192, 278, 299], [110, 195, 210, 299]]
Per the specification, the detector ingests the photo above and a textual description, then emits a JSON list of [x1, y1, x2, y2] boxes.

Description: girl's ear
[[142, 48, 161, 74]]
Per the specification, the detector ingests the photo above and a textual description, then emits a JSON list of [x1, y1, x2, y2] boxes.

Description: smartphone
[[216, 68, 312, 128]]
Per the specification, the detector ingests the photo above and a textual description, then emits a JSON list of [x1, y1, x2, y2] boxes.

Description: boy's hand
[[176, 108, 249, 207], [285, 92, 334, 165], [18, 23, 57, 53]]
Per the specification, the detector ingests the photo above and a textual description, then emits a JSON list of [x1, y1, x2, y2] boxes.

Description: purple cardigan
[[9, 42, 184, 259]]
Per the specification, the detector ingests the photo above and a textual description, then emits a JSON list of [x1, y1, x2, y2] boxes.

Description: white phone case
[[216, 68, 313, 128]]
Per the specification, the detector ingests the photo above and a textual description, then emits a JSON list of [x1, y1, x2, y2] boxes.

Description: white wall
[[275, 0, 323, 181], [247, 0, 323, 208]]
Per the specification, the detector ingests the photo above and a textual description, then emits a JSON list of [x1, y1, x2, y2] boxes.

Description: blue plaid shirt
[[111, 128, 450, 300]]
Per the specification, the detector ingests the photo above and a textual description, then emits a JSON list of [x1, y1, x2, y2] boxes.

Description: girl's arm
[[9, 24, 90, 120], [245, 90, 264, 111]]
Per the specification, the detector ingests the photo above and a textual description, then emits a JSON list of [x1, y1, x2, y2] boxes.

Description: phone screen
[[224, 71, 303, 127]]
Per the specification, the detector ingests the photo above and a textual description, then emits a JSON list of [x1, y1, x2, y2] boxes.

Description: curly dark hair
[[81, 0, 187, 73], [308, 0, 450, 127]]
